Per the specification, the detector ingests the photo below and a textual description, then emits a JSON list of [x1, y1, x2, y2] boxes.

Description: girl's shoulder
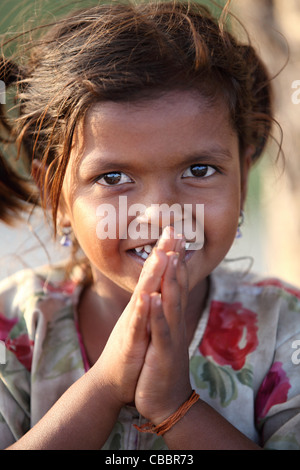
[[210, 265, 300, 327], [0, 262, 82, 307], [213, 265, 300, 303], [0, 263, 84, 335], [0, 264, 86, 441]]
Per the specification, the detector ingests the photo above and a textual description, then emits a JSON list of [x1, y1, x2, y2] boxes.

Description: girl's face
[[61, 91, 250, 295]]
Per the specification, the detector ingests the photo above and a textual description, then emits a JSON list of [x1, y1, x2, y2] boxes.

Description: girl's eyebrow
[[183, 147, 234, 163], [80, 146, 233, 173], [81, 158, 136, 173]]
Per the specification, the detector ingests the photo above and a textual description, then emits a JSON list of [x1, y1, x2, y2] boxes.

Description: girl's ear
[[240, 145, 254, 209], [56, 194, 72, 229]]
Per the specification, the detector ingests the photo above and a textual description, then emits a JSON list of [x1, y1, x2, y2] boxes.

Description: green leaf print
[[102, 421, 125, 450], [286, 294, 300, 313], [202, 361, 237, 406], [109, 432, 122, 450], [190, 355, 253, 407], [236, 366, 253, 387], [265, 433, 300, 450], [8, 316, 27, 340]]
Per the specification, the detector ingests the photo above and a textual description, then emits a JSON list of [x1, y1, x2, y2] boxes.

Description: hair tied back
[[0, 57, 26, 87]]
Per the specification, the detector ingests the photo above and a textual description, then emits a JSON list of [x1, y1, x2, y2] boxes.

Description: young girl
[[1, 0, 300, 450]]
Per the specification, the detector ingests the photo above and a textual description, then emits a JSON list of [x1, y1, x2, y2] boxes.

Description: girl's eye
[[96, 171, 133, 186], [182, 164, 217, 179]]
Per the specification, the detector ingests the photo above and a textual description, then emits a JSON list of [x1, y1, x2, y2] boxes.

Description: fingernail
[[173, 254, 179, 267], [137, 292, 146, 307], [162, 226, 171, 239], [155, 293, 162, 306]]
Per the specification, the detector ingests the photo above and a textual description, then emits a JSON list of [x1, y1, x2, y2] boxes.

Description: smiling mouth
[[128, 242, 193, 261]]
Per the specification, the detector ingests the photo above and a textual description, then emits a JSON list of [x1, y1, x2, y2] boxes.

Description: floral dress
[[1, 263, 300, 450]]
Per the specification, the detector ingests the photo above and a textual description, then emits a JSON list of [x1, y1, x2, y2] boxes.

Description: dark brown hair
[[0, 0, 274, 231], [0, 154, 35, 225]]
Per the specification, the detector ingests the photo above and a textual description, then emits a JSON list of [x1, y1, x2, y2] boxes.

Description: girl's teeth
[[134, 242, 191, 259], [133, 244, 154, 260]]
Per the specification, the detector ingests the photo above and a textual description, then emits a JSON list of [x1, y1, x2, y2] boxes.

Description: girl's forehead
[[83, 90, 233, 142], [69, 90, 238, 175], [87, 90, 223, 122]]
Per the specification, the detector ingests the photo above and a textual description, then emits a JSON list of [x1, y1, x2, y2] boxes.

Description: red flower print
[[255, 362, 291, 422], [41, 279, 77, 295], [253, 279, 300, 300], [199, 301, 258, 370], [0, 313, 18, 342], [0, 313, 33, 371], [6, 334, 34, 372]]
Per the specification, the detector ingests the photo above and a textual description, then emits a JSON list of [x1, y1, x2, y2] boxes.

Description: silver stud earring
[[59, 226, 73, 247], [236, 210, 245, 239]]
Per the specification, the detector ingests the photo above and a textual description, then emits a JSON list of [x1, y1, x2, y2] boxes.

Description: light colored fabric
[[1, 263, 300, 450]]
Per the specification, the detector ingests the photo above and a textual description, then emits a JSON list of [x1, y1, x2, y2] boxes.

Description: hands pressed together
[[95, 226, 193, 427], [8, 226, 260, 449], [90, 227, 261, 450], [8, 226, 197, 450]]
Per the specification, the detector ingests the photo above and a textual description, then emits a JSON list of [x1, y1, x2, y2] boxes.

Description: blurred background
[[0, 0, 300, 286]]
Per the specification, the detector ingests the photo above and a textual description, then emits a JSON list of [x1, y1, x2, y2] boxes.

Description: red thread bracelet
[[134, 390, 200, 436]]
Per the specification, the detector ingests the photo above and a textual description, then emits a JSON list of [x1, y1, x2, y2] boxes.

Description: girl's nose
[[132, 186, 204, 248], [137, 180, 183, 226], [136, 202, 183, 228]]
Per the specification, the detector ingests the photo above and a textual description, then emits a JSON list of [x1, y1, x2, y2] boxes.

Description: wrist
[[148, 386, 194, 426], [86, 365, 124, 414], [134, 389, 199, 436]]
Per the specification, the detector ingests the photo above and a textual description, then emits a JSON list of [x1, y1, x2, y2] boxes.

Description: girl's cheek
[[203, 201, 239, 243]]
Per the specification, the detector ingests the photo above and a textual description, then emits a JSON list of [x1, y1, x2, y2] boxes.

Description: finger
[[134, 247, 168, 297], [125, 247, 167, 327], [156, 225, 178, 254], [137, 227, 181, 289], [173, 235, 189, 310], [149, 292, 171, 351], [132, 227, 181, 301], [161, 252, 182, 330], [175, 235, 186, 264], [127, 291, 151, 347]]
